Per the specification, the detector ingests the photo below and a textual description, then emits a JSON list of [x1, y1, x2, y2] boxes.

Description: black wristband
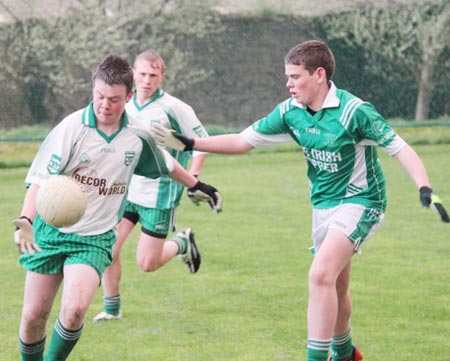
[[19, 216, 33, 225], [419, 186, 432, 193]]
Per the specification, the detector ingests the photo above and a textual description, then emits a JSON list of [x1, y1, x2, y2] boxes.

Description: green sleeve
[[134, 131, 170, 179], [251, 100, 292, 135], [352, 103, 397, 147]]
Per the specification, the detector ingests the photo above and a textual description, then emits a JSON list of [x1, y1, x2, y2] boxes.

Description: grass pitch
[[1, 144, 449, 360]]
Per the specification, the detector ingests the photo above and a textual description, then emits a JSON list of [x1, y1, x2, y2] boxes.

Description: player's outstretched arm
[[151, 123, 253, 154]]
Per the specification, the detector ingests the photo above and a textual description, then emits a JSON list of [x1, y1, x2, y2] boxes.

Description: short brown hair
[[134, 49, 166, 74], [284, 40, 335, 81], [92, 54, 134, 93]]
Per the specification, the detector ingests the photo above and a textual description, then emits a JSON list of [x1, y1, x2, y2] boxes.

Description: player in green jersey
[[93, 50, 213, 322], [152, 40, 449, 361], [13, 54, 221, 361]]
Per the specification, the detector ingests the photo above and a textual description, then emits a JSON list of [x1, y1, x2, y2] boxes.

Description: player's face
[[92, 81, 132, 132], [133, 59, 165, 101], [285, 64, 326, 110]]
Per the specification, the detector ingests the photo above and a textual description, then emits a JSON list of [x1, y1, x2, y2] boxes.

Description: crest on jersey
[[124, 151, 136, 166], [323, 133, 337, 147], [79, 153, 90, 164], [371, 121, 385, 136], [47, 154, 61, 174]]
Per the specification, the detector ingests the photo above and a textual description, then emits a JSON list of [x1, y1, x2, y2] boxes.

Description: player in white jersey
[[93, 49, 212, 322], [12, 54, 221, 361], [152, 40, 449, 361]]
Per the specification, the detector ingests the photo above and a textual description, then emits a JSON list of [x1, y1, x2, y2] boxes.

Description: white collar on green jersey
[[292, 81, 340, 110]]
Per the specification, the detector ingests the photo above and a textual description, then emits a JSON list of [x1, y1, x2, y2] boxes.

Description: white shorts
[[311, 203, 384, 254]]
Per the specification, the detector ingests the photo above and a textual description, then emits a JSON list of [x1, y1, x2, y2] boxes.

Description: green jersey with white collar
[[242, 82, 406, 210]]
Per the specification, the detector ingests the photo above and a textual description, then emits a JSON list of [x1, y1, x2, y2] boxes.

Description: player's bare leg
[[136, 232, 177, 272], [93, 218, 135, 322], [19, 275, 57, 358], [307, 229, 355, 360], [20, 271, 62, 343], [46, 264, 99, 359], [102, 218, 135, 296]]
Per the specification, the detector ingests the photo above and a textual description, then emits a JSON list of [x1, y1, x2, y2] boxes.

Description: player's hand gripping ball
[[36, 175, 88, 227]]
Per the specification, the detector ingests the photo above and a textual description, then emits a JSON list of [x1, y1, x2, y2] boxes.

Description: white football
[[36, 175, 88, 227]]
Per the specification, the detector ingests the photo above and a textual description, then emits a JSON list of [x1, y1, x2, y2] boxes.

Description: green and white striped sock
[[331, 329, 353, 361], [103, 294, 121, 316], [307, 338, 331, 361]]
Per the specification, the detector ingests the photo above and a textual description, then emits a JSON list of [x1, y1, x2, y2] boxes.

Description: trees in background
[[322, 0, 450, 121], [0, 0, 449, 126], [0, 0, 223, 126]]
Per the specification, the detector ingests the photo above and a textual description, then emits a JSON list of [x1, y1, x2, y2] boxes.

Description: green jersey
[[241, 82, 406, 210], [25, 102, 172, 236], [125, 88, 208, 209]]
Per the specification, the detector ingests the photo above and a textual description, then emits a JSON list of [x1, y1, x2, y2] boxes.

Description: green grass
[[1, 145, 449, 360], [1, 123, 450, 169]]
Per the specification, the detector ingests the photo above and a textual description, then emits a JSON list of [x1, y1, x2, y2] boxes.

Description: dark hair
[[284, 40, 335, 81], [92, 54, 133, 94]]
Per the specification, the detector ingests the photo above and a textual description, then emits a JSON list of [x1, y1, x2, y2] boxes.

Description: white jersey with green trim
[[25, 102, 173, 236], [125, 89, 208, 209], [241, 82, 406, 210]]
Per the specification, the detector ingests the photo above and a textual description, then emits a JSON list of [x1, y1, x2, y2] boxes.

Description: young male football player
[[93, 49, 212, 322], [13, 54, 221, 361], [152, 40, 449, 361]]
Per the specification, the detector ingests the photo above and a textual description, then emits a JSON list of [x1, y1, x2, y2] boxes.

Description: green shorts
[[19, 216, 116, 278], [123, 201, 176, 237], [311, 203, 384, 254]]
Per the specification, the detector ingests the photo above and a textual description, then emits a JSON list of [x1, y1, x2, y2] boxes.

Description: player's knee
[[60, 303, 88, 327], [21, 305, 49, 326], [136, 258, 160, 272], [308, 267, 334, 289]]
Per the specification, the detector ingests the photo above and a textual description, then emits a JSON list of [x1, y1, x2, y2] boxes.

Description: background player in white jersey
[[12, 54, 221, 361], [152, 40, 449, 361], [93, 50, 212, 322]]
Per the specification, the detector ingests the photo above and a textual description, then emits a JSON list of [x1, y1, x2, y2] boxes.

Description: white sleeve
[[165, 97, 208, 139], [164, 96, 208, 155], [159, 147, 175, 172], [383, 134, 407, 156], [241, 126, 292, 148]]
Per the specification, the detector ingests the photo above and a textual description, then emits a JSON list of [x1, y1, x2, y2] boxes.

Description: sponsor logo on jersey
[[98, 182, 127, 196], [47, 154, 61, 174], [73, 173, 107, 188], [101, 147, 116, 153], [303, 147, 342, 173], [73, 169, 126, 196], [305, 127, 320, 135]]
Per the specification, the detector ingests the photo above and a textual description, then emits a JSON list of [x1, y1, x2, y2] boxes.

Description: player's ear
[[126, 90, 133, 102], [315, 67, 327, 83]]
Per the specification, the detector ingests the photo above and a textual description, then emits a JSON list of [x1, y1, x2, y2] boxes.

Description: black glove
[[172, 133, 194, 151], [187, 181, 222, 213], [419, 186, 450, 223]]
